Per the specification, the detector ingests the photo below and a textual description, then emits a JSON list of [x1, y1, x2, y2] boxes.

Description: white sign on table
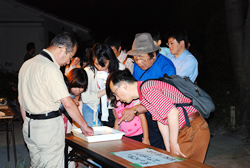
[[112, 148, 183, 167]]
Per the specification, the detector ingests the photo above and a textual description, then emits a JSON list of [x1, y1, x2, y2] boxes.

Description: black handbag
[[98, 98, 115, 127], [59, 107, 73, 124], [98, 109, 115, 128]]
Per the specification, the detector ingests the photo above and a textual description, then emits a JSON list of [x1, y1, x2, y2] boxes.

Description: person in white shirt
[[81, 43, 125, 127], [104, 36, 134, 73]]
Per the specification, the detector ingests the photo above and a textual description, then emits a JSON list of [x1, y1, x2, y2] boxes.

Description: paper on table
[[71, 126, 125, 142], [112, 148, 182, 167]]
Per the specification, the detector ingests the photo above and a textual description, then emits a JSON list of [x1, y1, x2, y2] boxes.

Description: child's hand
[[73, 99, 79, 106], [113, 109, 118, 119]]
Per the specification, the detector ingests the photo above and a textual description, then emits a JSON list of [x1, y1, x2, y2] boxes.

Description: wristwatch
[[133, 107, 139, 116]]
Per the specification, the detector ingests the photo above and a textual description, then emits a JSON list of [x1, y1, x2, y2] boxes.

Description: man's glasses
[[59, 46, 73, 59], [132, 56, 147, 62], [69, 53, 73, 59], [166, 41, 178, 47], [113, 83, 122, 96]]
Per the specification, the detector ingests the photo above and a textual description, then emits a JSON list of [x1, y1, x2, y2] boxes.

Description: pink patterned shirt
[[115, 100, 143, 136]]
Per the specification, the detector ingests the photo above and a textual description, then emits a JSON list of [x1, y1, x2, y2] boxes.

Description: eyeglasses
[[66, 48, 74, 59], [59, 46, 74, 59], [166, 41, 178, 47], [113, 83, 122, 96], [132, 56, 147, 62], [69, 53, 73, 59]]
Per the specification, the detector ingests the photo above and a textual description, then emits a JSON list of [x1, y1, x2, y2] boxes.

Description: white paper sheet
[[113, 148, 183, 167]]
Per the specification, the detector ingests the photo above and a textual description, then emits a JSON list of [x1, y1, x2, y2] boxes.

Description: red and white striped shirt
[[138, 80, 197, 129]]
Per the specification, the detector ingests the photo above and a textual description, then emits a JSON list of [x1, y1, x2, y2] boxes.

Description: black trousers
[[145, 113, 166, 150]]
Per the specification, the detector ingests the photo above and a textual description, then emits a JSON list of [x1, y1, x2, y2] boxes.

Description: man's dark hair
[[148, 50, 159, 59], [81, 54, 89, 64], [104, 36, 121, 50], [106, 69, 137, 106], [26, 42, 35, 51], [85, 47, 92, 58], [166, 28, 189, 49], [50, 32, 78, 53], [150, 31, 161, 42]]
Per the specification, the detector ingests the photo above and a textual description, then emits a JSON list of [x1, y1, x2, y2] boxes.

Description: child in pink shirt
[[114, 100, 149, 144]]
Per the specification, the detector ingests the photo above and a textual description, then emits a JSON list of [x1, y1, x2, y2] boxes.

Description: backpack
[[140, 74, 215, 127]]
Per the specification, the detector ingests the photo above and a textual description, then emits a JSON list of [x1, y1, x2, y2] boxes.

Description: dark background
[[18, 0, 224, 48], [17, 0, 227, 80]]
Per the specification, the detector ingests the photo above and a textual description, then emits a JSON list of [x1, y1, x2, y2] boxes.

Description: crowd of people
[[18, 28, 209, 167]]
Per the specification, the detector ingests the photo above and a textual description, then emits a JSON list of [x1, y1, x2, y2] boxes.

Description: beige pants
[[23, 116, 65, 168], [178, 113, 210, 163]]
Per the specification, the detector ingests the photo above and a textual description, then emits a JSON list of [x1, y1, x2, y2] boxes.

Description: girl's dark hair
[[66, 68, 88, 94], [89, 43, 119, 74], [106, 68, 137, 107]]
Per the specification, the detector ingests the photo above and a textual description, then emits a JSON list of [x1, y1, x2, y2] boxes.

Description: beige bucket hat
[[127, 33, 159, 56]]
